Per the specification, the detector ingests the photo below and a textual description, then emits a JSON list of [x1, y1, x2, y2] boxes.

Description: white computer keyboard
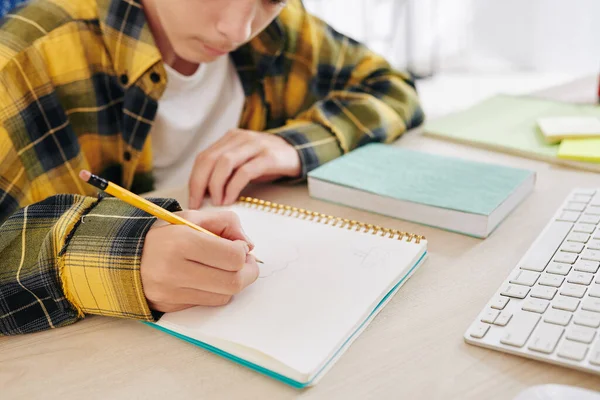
[[465, 188, 600, 375]]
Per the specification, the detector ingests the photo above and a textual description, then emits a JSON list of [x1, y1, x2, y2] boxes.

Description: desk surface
[[2, 76, 600, 400]]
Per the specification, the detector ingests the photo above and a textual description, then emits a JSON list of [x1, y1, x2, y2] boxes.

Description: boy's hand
[[188, 129, 301, 209], [140, 210, 259, 313]]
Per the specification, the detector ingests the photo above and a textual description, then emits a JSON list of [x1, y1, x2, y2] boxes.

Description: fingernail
[[242, 229, 255, 250]]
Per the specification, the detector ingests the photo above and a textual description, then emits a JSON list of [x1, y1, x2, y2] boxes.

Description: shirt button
[[123, 151, 132, 161], [150, 72, 161, 83], [120, 74, 129, 86]]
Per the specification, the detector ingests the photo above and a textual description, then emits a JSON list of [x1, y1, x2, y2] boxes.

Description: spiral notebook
[[145, 197, 428, 388]]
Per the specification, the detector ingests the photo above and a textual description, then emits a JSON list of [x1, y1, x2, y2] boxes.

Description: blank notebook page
[[155, 203, 426, 376]]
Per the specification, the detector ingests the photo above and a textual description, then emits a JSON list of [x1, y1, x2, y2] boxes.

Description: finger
[[188, 131, 251, 209], [223, 156, 269, 205], [208, 143, 262, 206], [177, 227, 249, 271], [188, 155, 216, 210], [186, 210, 254, 249], [174, 257, 259, 295]]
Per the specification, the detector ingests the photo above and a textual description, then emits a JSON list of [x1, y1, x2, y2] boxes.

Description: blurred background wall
[[304, 0, 600, 118], [2, 0, 597, 118]]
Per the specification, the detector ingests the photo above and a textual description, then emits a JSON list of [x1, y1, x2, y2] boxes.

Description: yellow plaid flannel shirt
[[0, 0, 424, 334]]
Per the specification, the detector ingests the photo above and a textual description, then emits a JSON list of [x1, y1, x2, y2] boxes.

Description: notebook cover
[[144, 251, 427, 389], [308, 143, 534, 216], [423, 94, 600, 172]]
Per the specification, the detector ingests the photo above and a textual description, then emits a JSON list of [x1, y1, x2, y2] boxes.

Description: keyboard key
[[560, 242, 585, 253], [519, 221, 573, 272], [574, 223, 596, 234], [528, 323, 564, 354], [573, 194, 593, 203], [587, 240, 600, 250], [522, 299, 550, 313], [546, 262, 571, 275], [573, 260, 600, 273], [580, 215, 600, 225], [494, 312, 512, 326], [574, 310, 600, 328], [590, 342, 600, 366], [500, 311, 540, 348], [566, 325, 596, 344], [567, 271, 594, 285], [510, 270, 540, 286], [553, 296, 580, 312], [501, 284, 530, 299], [595, 229, 600, 240], [481, 309, 500, 324], [592, 194, 600, 206], [565, 202, 587, 212], [581, 250, 600, 262], [558, 340, 589, 361], [531, 285, 557, 300], [588, 284, 600, 298], [553, 252, 578, 264], [469, 322, 490, 339], [560, 283, 587, 299], [539, 274, 565, 287], [544, 309, 573, 326], [558, 211, 581, 222], [491, 296, 510, 310], [587, 206, 600, 216], [575, 189, 597, 196], [567, 232, 590, 243], [582, 298, 600, 313]]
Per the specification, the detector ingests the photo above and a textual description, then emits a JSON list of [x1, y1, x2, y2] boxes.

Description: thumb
[[185, 210, 255, 250]]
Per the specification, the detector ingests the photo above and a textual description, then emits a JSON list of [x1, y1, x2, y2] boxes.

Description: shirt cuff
[[269, 122, 343, 179], [60, 195, 181, 321]]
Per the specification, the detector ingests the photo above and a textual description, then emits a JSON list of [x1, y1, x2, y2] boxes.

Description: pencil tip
[[79, 170, 91, 182]]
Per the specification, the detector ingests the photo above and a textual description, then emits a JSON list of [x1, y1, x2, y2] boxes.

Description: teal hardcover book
[[145, 198, 428, 388], [307, 143, 536, 238]]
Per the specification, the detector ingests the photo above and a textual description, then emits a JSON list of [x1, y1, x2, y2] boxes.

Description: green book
[[307, 143, 536, 238], [423, 94, 600, 173]]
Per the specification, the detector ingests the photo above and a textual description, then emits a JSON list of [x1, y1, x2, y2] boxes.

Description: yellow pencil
[[79, 170, 262, 263]]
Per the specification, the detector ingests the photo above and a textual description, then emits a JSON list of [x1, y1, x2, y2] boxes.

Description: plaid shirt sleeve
[[0, 191, 181, 335], [268, 1, 425, 178], [0, 191, 179, 335]]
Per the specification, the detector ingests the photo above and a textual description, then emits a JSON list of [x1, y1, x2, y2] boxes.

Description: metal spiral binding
[[237, 197, 425, 244]]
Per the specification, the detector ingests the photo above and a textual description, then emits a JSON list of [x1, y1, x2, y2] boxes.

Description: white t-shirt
[[150, 56, 245, 190]]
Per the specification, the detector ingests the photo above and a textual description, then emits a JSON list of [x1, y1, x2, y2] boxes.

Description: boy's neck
[[140, 0, 200, 76]]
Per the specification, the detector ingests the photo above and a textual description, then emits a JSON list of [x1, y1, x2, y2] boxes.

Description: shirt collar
[[249, 17, 285, 60], [231, 18, 285, 95], [97, 0, 164, 88]]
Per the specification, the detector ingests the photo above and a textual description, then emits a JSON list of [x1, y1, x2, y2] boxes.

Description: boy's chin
[[176, 48, 224, 65]]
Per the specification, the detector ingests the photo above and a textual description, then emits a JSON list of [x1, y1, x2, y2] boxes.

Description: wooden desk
[[2, 76, 600, 400]]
